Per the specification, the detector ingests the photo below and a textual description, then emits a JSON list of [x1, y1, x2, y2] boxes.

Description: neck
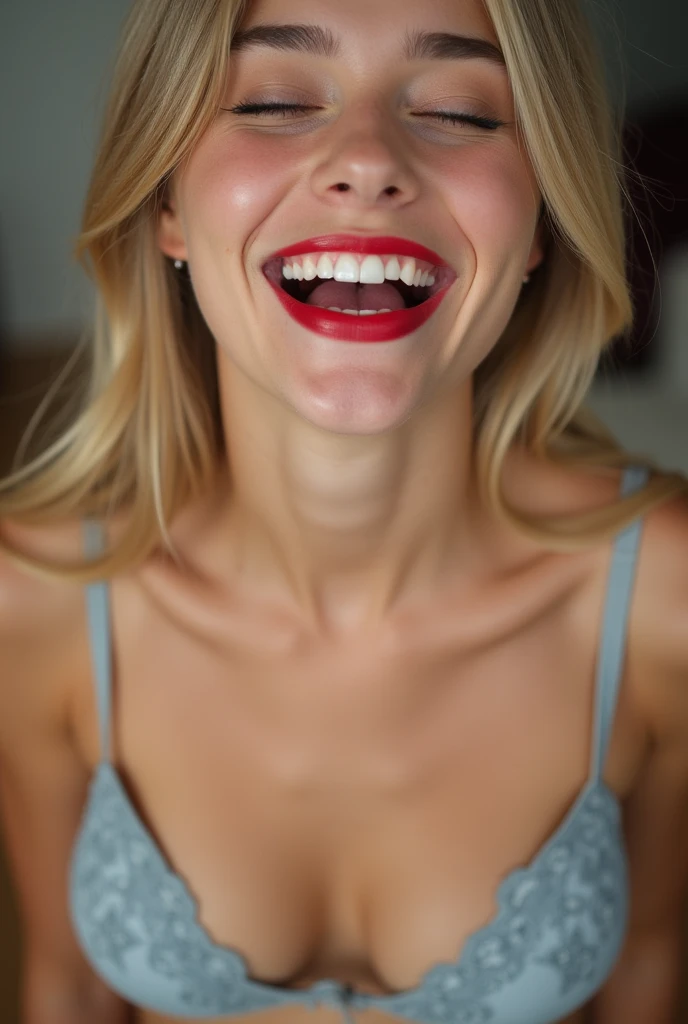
[[208, 360, 491, 639]]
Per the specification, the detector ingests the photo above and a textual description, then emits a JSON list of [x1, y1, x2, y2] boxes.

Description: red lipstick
[[262, 235, 457, 344]]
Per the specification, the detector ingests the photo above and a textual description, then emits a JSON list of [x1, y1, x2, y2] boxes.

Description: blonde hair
[[1, 0, 686, 583]]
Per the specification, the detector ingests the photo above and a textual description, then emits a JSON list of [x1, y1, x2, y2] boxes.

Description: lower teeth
[[326, 308, 394, 315]]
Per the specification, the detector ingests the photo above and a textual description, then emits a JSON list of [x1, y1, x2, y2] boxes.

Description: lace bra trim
[[70, 760, 626, 1019]]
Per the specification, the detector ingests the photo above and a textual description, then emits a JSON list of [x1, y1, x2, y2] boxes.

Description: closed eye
[[226, 102, 505, 131], [422, 111, 505, 130]]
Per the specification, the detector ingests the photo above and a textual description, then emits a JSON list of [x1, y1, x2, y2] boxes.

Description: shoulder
[[627, 486, 688, 744], [535, 462, 688, 940], [0, 518, 130, 997], [602, 487, 688, 939], [507, 449, 688, 734], [0, 517, 96, 740], [0, 516, 89, 630]]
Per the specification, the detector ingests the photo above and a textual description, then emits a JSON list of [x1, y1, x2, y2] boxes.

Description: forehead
[[233, 0, 501, 62]]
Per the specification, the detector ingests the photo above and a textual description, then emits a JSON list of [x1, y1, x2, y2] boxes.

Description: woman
[[0, 0, 687, 1022]]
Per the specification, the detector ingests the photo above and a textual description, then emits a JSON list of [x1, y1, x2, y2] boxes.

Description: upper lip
[[265, 235, 455, 272]]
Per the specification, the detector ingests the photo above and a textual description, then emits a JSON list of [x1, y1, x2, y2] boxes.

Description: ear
[[158, 189, 188, 263]]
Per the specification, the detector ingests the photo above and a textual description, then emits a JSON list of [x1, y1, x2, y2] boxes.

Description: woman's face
[[159, 0, 544, 435]]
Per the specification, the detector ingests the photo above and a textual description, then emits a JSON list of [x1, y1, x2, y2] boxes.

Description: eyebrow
[[231, 23, 506, 69]]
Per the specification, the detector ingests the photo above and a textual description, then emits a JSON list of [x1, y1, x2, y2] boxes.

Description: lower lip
[[264, 276, 454, 343]]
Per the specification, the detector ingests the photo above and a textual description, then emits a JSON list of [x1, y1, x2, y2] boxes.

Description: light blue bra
[[69, 465, 649, 1024]]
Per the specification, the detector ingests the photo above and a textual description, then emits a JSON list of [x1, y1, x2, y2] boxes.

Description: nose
[[310, 106, 421, 212]]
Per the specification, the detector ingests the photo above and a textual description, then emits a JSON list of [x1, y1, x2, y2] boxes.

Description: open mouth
[[262, 259, 454, 311]]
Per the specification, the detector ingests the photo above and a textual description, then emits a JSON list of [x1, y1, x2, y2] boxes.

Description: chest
[[69, 552, 648, 996]]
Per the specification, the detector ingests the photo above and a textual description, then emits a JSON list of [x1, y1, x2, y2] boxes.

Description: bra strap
[[82, 520, 113, 764], [589, 465, 650, 782]]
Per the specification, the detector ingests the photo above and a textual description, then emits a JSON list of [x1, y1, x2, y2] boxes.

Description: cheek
[[435, 147, 537, 263], [181, 132, 295, 259]]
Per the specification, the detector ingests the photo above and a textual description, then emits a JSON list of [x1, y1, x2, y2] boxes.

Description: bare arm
[[0, 521, 131, 1023], [21, 960, 133, 1024], [587, 925, 686, 1024], [0, 751, 132, 1024], [585, 496, 688, 1023], [585, 736, 688, 1023]]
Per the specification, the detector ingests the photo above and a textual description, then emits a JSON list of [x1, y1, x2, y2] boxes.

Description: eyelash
[[228, 102, 505, 131]]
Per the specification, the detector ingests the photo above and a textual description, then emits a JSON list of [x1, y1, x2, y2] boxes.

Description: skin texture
[[5, 1, 688, 1023], [158, 0, 545, 641]]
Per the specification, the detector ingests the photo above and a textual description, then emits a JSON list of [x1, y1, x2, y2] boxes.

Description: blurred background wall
[[0, 0, 687, 1020], [0, 0, 132, 351]]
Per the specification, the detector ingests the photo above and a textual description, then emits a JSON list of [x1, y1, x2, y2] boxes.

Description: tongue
[[306, 280, 406, 312]]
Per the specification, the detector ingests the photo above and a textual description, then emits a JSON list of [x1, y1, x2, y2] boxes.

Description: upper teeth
[[281, 253, 437, 288]]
